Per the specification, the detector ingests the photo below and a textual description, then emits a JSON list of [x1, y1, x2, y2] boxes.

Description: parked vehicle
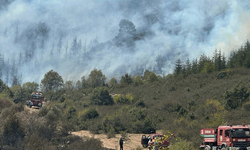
[[200, 124, 250, 150], [26, 92, 43, 108], [141, 132, 174, 149]]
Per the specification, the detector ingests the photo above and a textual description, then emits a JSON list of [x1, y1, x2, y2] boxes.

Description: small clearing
[[71, 130, 145, 150]]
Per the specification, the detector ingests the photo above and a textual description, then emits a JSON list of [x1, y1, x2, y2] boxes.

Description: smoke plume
[[0, 0, 250, 84]]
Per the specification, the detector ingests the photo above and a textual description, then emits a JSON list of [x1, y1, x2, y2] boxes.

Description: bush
[[107, 127, 116, 139], [225, 83, 250, 109], [148, 72, 158, 82], [133, 75, 143, 86], [243, 101, 250, 111], [108, 78, 118, 87], [3, 114, 25, 146], [78, 108, 99, 121], [24, 133, 53, 150], [120, 73, 133, 86], [0, 99, 13, 112], [217, 71, 227, 79], [66, 106, 77, 119], [91, 87, 114, 105], [113, 93, 134, 104], [168, 140, 197, 150], [136, 100, 146, 107]]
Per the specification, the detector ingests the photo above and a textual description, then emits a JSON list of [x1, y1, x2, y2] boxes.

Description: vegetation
[[1, 41, 250, 149]]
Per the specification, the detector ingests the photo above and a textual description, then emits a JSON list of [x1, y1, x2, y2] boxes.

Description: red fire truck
[[200, 124, 250, 150], [26, 92, 43, 108]]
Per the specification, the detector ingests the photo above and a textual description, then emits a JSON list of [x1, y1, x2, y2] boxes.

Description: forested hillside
[[1, 40, 250, 149]]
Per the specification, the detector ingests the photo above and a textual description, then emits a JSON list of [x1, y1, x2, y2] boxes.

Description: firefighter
[[119, 138, 123, 150]]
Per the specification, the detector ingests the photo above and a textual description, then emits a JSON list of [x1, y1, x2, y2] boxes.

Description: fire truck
[[26, 92, 43, 108], [200, 124, 250, 150], [141, 133, 174, 149]]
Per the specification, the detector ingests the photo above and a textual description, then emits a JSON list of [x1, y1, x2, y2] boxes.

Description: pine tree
[[185, 59, 192, 75], [192, 59, 198, 74], [174, 59, 182, 75], [5, 59, 9, 86]]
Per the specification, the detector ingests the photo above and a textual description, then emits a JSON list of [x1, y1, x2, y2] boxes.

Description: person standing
[[119, 138, 123, 150]]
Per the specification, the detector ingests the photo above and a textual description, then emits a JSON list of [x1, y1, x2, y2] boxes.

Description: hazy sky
[[1, 0, 250, 84]]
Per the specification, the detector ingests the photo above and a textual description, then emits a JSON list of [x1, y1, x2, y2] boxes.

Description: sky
[[0, 0, 250, 85]]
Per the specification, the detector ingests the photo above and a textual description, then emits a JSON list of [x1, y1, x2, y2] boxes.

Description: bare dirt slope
[[72, 130, 145, 150]]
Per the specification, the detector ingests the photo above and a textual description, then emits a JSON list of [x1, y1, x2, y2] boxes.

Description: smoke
[[0, 0, 250, 84]]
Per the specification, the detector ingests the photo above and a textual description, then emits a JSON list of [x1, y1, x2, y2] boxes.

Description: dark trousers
[[120, 144, 123, 150]]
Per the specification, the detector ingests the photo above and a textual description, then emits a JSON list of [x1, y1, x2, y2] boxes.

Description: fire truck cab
[[26, 92, 43, 108], [200, 124, 250, 150]]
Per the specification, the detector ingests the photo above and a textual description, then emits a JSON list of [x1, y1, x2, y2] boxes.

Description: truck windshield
[[32, 94, 41, 99], [230, 128, 250, 138]]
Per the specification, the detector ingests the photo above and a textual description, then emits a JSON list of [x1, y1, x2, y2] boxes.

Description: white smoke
[[0, 0, 250, 84]]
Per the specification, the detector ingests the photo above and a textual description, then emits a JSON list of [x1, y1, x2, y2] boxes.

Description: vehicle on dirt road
[[26, 92, 43, 108], [200, 124, 250, 150], [141, 132, 174, 149]]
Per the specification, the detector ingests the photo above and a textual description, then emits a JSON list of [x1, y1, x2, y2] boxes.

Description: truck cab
[[200, 124, 250, 150], [26, 92, 43, 108]]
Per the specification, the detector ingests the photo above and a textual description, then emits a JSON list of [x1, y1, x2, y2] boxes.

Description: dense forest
[[1, 40, 250, 149]]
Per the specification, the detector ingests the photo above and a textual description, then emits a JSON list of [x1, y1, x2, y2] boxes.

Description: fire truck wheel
[[221, 146, 228, 150], [204, 145, 211, 150]]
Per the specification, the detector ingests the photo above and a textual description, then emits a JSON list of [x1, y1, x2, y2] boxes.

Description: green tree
[[108, 78, 118, 87], [185, 59, 192, 76], [202, 61, 214, 73], [81, 76, 87, 88], [12, 85, 25, 104], [148, 72, 158, 82], [63, 80, 74, 90], [174, 59, 182, 75], [225, 83, 250, 109], [87, 69, 106, 88], [40, 70, 64, 92], [75, 80, 82, 90], [120, 73, 133, 85], [22, 82, 39, 93], [133, 74, 143, 86], [91, 87, 114, 105], [191, 59, 198, 74]]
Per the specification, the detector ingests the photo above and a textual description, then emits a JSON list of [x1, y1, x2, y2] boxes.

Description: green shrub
[[0, 99, 13, 112], [78, 108, 99, 121], [217, 71, 227, 79], [243, 101, 250, 111], [108, 77, 118, 87], [148, 72, 158, 82], [67, 106, 77, 119], [225, 83, 250, 109], [133, 75, 143, 86], [113, 93, 134, 104], [3, 114, 25, 146], [168, 140, 197, 150], [91, 87, 114, 105], [107, 127, 116, 139], [135, 100, 146, 107]]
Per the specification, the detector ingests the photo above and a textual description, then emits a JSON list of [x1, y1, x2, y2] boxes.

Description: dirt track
[[24, 103, 146, 149], [71, 130, 145, 150]]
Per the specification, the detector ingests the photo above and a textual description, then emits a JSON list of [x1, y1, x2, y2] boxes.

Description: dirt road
[[72, 130, 144, 150]]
